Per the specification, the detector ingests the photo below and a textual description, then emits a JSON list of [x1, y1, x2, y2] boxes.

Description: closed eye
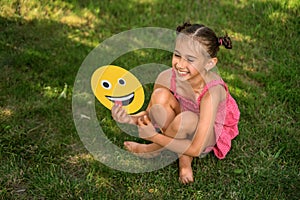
[[187, 58, 195, 62], [174, 53, 181, 58]]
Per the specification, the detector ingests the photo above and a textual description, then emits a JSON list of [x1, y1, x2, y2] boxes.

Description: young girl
[[111, 22, 240, 184]]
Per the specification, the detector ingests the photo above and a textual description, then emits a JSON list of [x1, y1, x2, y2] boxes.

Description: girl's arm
[[139, 86, 225, 157], [112, 69, 172, 125]]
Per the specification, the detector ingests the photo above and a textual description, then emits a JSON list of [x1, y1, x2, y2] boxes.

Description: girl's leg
[[178, 155, 194, 184], [147, 88, 181, 131], [124, 87, 180, 155], [162, 111, 198, 184], [126, 89, 198, 184], [127, 94, 199, 184]]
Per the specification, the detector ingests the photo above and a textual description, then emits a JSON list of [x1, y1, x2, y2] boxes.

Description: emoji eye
[[101, 80, 111, 89], [118, 78, 126, 86]]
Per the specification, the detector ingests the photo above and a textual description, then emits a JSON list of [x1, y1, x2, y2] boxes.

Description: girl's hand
[[111, 103, 134, 124], [137, 115, 157, 140]]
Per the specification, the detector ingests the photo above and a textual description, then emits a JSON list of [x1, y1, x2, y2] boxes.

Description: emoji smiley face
[[91, 65, 144, 114]]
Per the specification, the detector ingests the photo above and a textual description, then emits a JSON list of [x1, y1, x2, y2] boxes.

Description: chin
[[177, 73, 191, 81]]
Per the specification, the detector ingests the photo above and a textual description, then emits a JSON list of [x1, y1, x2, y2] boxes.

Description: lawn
[[0, 0, 299, 199]]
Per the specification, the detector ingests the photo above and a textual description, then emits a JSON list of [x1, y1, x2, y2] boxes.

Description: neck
[[188, 71, 208, 91]]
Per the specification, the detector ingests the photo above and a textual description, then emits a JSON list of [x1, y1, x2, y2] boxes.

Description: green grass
[[0, 0, 299, 199]]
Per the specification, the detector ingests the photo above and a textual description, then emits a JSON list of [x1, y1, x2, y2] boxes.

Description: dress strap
[[197, 79, 227, 103], [170, 69, 177, 94]]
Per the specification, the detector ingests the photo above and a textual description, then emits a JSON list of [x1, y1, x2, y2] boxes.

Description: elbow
[[189, 152, 199, 157], [187, 140, 207, 157], [192, 151, 202, 157]]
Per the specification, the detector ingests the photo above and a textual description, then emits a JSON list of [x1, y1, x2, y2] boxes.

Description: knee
[[183, 112, 198, 133], [172, 111, 198, 137], [151, 87, 173, 105]]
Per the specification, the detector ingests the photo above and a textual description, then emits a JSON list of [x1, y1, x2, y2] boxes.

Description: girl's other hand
[[111, 103, 134, 124], [137, 115, 157, 140]]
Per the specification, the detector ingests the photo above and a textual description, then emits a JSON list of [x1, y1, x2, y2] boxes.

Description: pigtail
[[176, 22, 192, 33], [218, 33, 232, 49]]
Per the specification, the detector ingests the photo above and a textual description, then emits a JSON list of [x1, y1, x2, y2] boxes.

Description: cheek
[[171, 56, 178, 66], [172, 60, 176, 67], [189, 67, 198, 74], [189, 65, 202, 74]]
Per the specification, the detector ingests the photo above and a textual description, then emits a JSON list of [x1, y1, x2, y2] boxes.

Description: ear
[[205, 57, 218, 71]]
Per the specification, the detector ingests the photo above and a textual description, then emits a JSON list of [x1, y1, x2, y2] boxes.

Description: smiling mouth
[[106, 93, 134, 106], [177, 70, 189, 76]]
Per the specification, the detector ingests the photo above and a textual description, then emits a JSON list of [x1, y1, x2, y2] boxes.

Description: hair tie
[[219, 38, 223, 46]]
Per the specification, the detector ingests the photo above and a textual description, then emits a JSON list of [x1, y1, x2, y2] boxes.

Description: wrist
[[149, 132, 160, 142], [128, 116, 136, 125]]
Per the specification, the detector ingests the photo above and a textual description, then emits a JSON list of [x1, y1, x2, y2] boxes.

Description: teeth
[[107, 93, 134, 102], [178, 70, 188, 75]]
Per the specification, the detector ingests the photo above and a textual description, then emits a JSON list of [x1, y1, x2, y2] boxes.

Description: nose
[[176, 57, 187, 69]]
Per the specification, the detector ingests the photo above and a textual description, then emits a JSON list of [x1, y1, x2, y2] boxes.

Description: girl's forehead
[[175, 34, 210, 58], [175, 40, 194, 53]]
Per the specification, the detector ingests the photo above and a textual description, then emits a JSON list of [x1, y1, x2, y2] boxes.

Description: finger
[[112, 105, 123, 120], [119, 106, 128, 115], [111, 103, 119, 115], [112, 102, 121, 109], [111, 108, 117, 119], [115, 101, 122, 106], [115, 105, 124, 115], [120, 110, 128, 119], [143, 115, 151, 125], [112, 108, 119, 119], [137, 117, 144, 126]]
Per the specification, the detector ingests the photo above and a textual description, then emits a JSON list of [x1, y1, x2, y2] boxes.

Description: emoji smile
[[106, 93, 134, 106]]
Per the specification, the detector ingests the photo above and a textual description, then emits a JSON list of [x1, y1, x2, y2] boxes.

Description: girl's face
[[172, 35, 209, 81]]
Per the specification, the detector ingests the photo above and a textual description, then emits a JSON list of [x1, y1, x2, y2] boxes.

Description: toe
[[123, 141, 133, 151], [179, 175, 194, 184]]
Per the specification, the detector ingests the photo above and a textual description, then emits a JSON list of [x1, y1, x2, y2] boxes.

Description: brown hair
[[176, 22, 232, 57]]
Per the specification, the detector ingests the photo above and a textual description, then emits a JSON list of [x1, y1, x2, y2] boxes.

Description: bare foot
[[124, 141, 162, 158], [178, 155, 194, 184]]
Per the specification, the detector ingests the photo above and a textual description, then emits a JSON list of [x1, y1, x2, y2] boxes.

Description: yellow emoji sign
[[91, 65, 144, 114]]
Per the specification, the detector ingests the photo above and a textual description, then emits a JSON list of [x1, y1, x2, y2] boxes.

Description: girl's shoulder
[[158, 68, 172, 77], [199, 73, 227, 102], [154, 68, 172, 88], [201, 80, 227, 103]]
